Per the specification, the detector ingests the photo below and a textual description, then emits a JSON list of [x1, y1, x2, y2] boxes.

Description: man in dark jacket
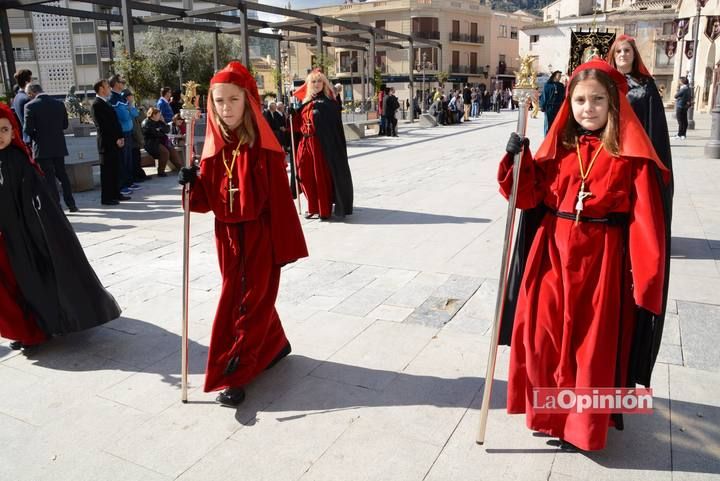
[[23, 83, 78, 212], [674, 76, 691, 139], [382, 87, 400, 137], [91, 79, 127, 206]]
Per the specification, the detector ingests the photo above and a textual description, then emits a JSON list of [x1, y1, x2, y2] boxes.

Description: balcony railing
[[14, 49, 36, 62], [412, 31, 440, 40], [450, 65, 485, 75], [100, 47, 112, 58], [449, 32, 484, 44]]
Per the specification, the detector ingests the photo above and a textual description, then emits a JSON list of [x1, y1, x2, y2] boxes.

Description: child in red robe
[[498, 60, 670, 450], [293, 69, 353, 220], [179, 61, 308, 407]]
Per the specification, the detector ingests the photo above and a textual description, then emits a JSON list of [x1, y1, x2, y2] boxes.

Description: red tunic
[[498, 135, 666, 451], [0, 234, 46, 345], [188, 141, 308, 392], [296, 102, 334, 218]]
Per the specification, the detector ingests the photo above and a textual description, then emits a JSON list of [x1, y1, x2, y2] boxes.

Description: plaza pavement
[[1, 109, 719, 481]]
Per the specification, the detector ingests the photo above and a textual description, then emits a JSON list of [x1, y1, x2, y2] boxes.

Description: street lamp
[[687, 0, 708, 130], [421, 52, 427, 113]]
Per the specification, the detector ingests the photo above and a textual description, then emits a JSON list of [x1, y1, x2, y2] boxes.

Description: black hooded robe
[[0, 145, 121, 336], [299, 94, 353, 216]]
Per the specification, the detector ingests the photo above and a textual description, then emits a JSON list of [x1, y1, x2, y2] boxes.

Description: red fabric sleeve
[[266, 150, 309, 266], [497, 149, 544, 209], [187, 174, 211, 214], [628, 158, 667, 315]]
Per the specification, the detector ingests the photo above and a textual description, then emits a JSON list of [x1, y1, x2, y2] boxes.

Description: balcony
[[450, 65, 485, 75], [14, 49, 36, 62], [413, 31, 440, 40], [8, 17, 32, 30], [449, 33, 484, 44], [99, 46, 112, 58]]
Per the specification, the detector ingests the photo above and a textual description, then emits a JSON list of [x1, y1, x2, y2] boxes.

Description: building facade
[[287, 0, 536, 103], [519, 0, 720, 108]]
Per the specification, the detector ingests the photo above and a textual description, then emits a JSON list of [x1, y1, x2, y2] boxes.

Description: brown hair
[[561, 68, 620, 156], [606, 35, 651, 81], [172, 113, 184, 123], [209, 85, 256, 146]]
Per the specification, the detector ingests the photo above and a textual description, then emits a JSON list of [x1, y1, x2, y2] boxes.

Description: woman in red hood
[[497, 60, 670, 451], [178, 61, 308, 407]]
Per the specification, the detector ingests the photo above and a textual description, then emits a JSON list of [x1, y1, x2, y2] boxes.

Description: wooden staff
[[180, 81, 199, 403], [476, 56, 538, 444]]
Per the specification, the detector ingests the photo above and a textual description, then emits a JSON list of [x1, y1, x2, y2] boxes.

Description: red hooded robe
[[496, 60, 669, 450], [187, 62, 308, 392]]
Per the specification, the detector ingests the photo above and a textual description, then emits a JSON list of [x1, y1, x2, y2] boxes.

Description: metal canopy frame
[[2, 0, 442, 118]]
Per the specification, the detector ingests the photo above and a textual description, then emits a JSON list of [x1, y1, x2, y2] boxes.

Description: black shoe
[[266, 342, 292, 370], [69, 206, 79, 213], [9, 341, 23, 350], [216, 387, 246, 407], [157, 172, 168, 177], [101, 200, 119, 206], [118, 195, 131, 201]]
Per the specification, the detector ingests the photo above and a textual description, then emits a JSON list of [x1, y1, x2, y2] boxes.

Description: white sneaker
[[680, 136, 686, 140]]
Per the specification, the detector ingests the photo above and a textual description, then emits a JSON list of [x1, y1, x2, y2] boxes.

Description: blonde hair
[[303, 71, 335, 104], [209, 84, 256, 146], [146, 107, 161, 119]]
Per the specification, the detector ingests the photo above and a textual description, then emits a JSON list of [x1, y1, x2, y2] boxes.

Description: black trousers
[[100, 148, 121, 203], [676, 107, 688, 137], [37, 157, 76, 209]]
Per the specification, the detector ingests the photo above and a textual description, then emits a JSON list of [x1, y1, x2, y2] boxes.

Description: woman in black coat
[[142, 107, 182, 176]]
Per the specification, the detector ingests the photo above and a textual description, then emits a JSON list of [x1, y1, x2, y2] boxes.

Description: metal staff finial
[[476, 54, 538, 445]]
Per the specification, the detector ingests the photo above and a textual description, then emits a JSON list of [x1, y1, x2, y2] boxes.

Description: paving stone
[[366, 304, 414, 322], [678, 301, 720, 371], [311, 321, 436, 391]]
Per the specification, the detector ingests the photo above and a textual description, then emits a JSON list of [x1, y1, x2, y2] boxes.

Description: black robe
[[300, 94, 353, 216], [499, 78, 673, 388], [0, 145, 121, 335], [624, 75, 674, 387]]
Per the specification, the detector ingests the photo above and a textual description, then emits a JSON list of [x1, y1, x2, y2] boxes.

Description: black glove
[[506, 132, 529, 155], [178, 165, 199, 186]]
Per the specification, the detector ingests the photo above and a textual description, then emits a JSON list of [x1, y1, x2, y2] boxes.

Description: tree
[[436, 70, 450, 87], [113, 50, 157, 103]]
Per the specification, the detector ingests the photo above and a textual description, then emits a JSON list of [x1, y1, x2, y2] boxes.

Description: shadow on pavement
[[671, 236, 720, 260], [17, 317, 207, 387], [345, 206, 490, 225]]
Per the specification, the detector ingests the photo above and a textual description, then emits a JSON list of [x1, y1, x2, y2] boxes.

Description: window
[[452, 50, 460, 70], [471, 22, 478, 39], [662, 21, 674, 35], [530, 34, 540, 43], [75, 53, 97, 65], [499, 25, 508, 38], [452, 20, 460, 34], [375, 51, 387, 72], [339, 51, 358, 73], [71, 21, 94, 34], [625, 23, 637, 37], [611, 0, 621, 7], [499, 54, 506, 63], [470, 52, 478, 69], [412, 17, 439, 39], [375, 19, 385, 39], [510, 27, 518, 40]]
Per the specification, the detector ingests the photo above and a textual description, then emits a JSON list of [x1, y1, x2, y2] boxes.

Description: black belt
[[546, 207, 629, 226], [303, 134, 313, 138]]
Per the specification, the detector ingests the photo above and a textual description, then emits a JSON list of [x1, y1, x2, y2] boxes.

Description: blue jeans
[[471, 102, 479, 117], [119, 132, 134, 189]]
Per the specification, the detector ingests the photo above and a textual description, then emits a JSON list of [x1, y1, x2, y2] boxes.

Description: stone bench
[[343, 119, 380, 141]]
